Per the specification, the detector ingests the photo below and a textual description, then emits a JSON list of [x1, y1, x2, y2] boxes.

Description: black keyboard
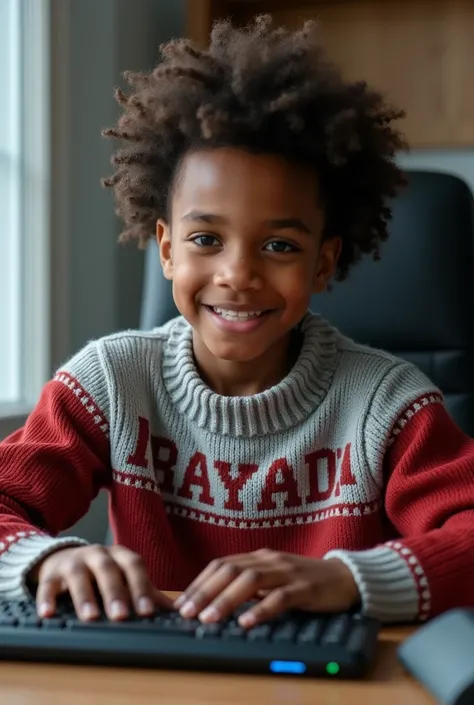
[[0, 598, 380, 678]]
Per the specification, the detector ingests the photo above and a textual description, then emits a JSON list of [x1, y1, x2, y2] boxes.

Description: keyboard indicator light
[[269, 661, 306, 674], [326, 662, 340, 675]]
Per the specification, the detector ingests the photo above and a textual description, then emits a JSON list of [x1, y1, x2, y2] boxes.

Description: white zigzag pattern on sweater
[[112, 469, 381, 528], [387, 393, 443, 447], [54, 372, 110, 438], [385, 539, 431, 620]]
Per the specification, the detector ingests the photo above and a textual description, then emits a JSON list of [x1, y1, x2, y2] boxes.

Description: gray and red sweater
[[1, 312, 474, 623]]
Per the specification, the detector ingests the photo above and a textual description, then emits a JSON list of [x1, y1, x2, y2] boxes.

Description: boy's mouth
[[203, 305, 274, 332], [208, 306, 266, 321]]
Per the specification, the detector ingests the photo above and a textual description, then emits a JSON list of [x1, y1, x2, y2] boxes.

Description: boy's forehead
[[172, 147, 323, 219]]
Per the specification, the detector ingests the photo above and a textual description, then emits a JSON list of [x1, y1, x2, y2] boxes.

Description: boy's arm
[[325, 398, 474, 623], [0, 343, 112, 598]]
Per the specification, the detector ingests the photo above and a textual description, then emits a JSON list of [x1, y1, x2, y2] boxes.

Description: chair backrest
[[140, 170, 474, 435]]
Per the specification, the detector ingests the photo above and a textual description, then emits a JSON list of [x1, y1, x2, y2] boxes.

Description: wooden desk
[[0, 596, 435, 705]]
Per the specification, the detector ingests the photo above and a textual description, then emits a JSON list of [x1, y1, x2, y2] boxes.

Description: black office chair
[[139, 170, 474, 435]]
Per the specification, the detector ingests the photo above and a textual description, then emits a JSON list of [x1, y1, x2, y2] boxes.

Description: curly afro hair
[[102, 14, 407, 280]]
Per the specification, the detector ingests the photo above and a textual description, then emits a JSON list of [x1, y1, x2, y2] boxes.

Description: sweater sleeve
[[0, 341, 112, 598], [325, 383, 474, 623]]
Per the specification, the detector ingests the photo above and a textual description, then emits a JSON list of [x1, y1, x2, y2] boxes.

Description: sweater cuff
[[0, 532, 88, 600], [324, 544, 421, 623]]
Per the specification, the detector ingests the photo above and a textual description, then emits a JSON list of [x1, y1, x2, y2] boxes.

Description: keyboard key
[[42, 618, 65, 629], [247, 624, 272, 642], [321, 615, 350, 645], [19, 616, 41, 627], [345, 623, 370, 654], [0, 615, 17, 627], [196, 623, 222, 639], [15, 600, 32, 611], [297, 618, 325, 644], [222, 625, 246, 640], [69, 619, 160, 633], [159, 619, 197, 635], [272, 622, 298, 642], [151, 611, 174, 623], [5, 603, 26, 616]]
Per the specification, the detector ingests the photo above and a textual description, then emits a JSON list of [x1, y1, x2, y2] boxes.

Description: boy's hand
[[175, 549, 360, 627], [30, 544, 173, 621]]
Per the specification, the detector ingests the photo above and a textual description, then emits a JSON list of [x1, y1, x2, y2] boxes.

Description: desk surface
[[0, 596, 435, 705]]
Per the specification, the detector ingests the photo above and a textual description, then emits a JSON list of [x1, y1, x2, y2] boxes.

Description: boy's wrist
[[18, 536, 89, 596], [324, 546, 421, 622], [324, 557, 361, 608]]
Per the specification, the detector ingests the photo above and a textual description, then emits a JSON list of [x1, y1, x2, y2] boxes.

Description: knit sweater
[[1, 312, 474, 623]]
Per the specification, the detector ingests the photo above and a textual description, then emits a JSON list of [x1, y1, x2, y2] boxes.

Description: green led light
[[326, 661, 340, 676]]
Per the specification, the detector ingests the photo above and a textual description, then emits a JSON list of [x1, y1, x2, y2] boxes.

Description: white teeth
[[212, 307, 263, 320]]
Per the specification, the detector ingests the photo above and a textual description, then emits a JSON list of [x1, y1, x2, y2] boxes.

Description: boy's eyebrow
[[182, 211, 312, 234], [268, 218, 311, 234], [182, 211, 227, 224]]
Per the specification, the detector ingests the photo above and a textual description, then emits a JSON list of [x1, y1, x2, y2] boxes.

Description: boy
[[1, 15, 474, 630]]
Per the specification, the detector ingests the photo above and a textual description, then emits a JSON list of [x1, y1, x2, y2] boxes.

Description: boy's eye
[[264, 241, 297, 253], [191, 234, 219, 247]]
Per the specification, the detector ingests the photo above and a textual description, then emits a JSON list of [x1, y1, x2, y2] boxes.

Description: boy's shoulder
[[335, 332, 404, 366], [80, 315, 188, 358], [304, 310, 438, 398], [97, 315, 187, 348], [58, 315, 188, 375], [309, 310, 410, 370], [329, 324, 441, 408], [302, 312, 440, 401]]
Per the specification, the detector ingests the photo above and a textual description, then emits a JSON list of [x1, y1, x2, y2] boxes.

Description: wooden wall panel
[[186, 0, 217, 47], [187, 0, 474, 147]]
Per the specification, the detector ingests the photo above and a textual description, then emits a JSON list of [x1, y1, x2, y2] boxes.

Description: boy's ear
[[312, 236, 342, 293], [156, 218, 173, 280]]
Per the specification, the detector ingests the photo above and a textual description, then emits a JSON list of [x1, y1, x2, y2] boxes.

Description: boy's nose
[[213, 254, 263, 291]]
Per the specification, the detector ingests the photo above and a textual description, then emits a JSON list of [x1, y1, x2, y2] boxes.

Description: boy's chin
[[205, 342, 266, 364]]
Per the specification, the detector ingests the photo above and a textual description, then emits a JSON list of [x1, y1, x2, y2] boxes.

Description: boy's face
[[157, 147, 340, 369]]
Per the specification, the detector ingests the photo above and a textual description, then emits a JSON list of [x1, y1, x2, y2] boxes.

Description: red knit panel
[[384, 402, 474, 618], [0, 378, 111, 541], [387, 393, 443, 447]]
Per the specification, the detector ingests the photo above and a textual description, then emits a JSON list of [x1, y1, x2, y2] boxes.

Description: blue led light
[[269, 660, 307, 674]]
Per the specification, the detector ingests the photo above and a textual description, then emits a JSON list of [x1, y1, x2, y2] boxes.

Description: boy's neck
[[192, 330, 302, 397]]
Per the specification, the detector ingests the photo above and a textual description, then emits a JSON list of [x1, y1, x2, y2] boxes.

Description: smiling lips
[[205, 305, 272, 331], [211, 307, 265, 321]]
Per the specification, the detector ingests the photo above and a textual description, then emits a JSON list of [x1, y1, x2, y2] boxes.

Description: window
[[0, 0, 21, 405], [0, 0, 50, 431]]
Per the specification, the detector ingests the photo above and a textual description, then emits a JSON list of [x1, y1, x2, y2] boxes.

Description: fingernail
[[38, 602, 53, 617], [81, 602, 98, 620], [109, 600, 128, 619], [239, 611, 257, 628], [137, 596, 154, 615], [199, 605, 220, 623], [174, 594, 186, 608], [179, 600, 197, 618]]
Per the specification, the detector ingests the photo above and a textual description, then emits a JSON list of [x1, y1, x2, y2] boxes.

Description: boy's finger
[[65, 567, 101, 621], [85, 551, 130, 621], [112, 549, 173, 614], [238, 583, 303, 628], [197, 568, 277, 624], [113, 553, 156, 615], [36, 575, 62, 618], [179, 561, 244, 619], [174, 558, 229, 609]]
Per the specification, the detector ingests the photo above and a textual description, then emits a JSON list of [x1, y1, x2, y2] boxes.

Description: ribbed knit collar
[[161, 312, 339, 438]]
